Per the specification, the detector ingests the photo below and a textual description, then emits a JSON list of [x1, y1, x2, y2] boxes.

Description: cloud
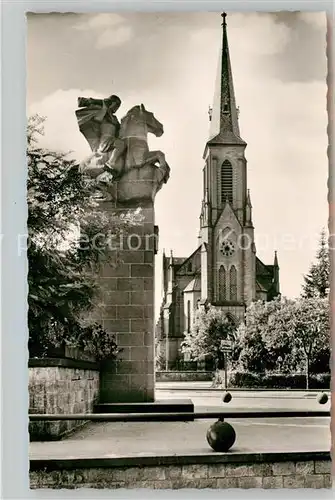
[[96, 25, 133, 48], [73, 13, 125, 30], [73, 13, 133, 48], [228, 13, 291, 55]]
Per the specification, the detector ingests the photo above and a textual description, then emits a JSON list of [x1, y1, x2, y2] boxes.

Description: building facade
[[156, 14, 280, 368]]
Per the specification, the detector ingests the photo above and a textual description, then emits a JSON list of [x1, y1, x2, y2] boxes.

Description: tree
[[181, 305, 237, 386], [235, 296, 297, 374], [266, 297, 330, 388], [235, 295, 329, 379], [302, 228, 330, 298], [27, 115, 140, 357]]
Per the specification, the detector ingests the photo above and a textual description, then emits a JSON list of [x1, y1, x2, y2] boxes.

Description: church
[[156, 13, 280, 367]]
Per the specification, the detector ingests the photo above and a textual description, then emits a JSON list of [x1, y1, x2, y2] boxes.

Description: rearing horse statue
[[78, 103, 170, 203]]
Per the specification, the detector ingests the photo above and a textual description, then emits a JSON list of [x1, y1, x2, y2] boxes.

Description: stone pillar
[[99, 201, 157, 403]]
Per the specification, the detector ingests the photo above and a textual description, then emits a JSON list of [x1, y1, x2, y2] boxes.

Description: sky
[[26, 11, 328, 318]]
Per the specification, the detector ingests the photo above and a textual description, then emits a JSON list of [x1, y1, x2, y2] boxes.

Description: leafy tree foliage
[[267, 297, 330, 387], [181, 305, 237, 369], [237, 297, 300, 373], [235, 296, 330, 384], [27, 115, 139, 357], [302, 228, 330, 298]]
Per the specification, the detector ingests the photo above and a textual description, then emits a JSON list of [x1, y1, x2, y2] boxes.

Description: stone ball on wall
[[222, 391, 232, 403], [317, 392, 329, 405], [206, 420, 236, 452]]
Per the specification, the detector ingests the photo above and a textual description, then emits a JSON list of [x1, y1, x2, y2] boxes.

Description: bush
[[170, 359, 198, 372], [228, 371, 261, 388], [229, 370, 330, 389], [67, 323, 121, 361]]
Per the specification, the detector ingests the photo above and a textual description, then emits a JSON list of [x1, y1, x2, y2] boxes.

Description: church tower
[[199, 12, 256, 321], [157, 13, 280, 367]]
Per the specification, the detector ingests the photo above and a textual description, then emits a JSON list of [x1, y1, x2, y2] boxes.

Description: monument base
[[94, 399, 195, 420]]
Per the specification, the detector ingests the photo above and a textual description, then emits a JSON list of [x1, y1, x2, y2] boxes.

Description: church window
[[218, 265, 226, 301], [230, 265, 237, 301], [221, 160, 233, 204], [223, 98, 229, 113], [187, 300, 191, 332]]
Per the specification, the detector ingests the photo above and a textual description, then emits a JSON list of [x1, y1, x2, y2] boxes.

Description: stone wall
[[29, 358, 99, 440], [156, 371, 213, 382], [30, 452, 332, 489]]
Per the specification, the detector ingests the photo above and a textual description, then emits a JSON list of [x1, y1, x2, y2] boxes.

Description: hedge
[[229, 371, 330, 389]]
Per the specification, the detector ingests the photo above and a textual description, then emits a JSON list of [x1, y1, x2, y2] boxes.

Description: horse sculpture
[[79, 104, 170, 203]]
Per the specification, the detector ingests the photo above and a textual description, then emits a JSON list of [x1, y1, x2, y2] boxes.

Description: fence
[[29, 410, 330, 422]]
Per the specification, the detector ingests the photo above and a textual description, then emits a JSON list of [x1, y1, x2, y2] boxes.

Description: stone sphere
[[222, 391, 232, 403], [206, 420, 236, 452], [317, 392, 329, 405]]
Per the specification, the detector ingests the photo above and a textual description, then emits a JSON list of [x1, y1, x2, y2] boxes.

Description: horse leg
[[105, 140, 126, 179], [143, 150, 167, 168]]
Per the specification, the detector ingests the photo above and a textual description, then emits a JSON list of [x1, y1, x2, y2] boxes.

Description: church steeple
[[245, 189, 253, 226], [207, 12, 246, 146]]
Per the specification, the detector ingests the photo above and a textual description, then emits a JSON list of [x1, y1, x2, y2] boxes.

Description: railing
[[29, 410, 330, 422]]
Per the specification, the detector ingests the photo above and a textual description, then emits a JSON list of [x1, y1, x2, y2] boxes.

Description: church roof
[[183, 275, 201, 293], [172, 257, 188, 267], [256, 257, 273, 278], [206, 13, 246, 148], [256, 257, 278, 297], [183, 275, 201, 292], [174, 246, 202, 271]]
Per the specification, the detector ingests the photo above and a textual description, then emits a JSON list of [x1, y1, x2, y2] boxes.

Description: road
[[30, 384, 331, 460], [155, 383, 331, 413]]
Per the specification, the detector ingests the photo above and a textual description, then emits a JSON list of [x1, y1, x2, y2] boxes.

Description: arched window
[[221, 160, 233, 204], [218, 266, 226, 301], [187, 300, 191, 332], [230, 265, 237, 301]]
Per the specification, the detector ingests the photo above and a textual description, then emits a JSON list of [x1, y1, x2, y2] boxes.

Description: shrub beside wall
[[29, 354, 100, 441], [156, 371, 213, 382], [228, 371, 331, 389]]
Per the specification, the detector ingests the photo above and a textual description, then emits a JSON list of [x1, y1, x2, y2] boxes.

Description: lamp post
[[221, 339, 233, 389]]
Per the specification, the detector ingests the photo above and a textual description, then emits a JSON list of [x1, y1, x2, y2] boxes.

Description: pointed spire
[[162, 249, 167, 299], [167, 250, 174, 294], [202, 188, 211, 227], [246, 189, 252, 207], [208, 13, 246, 146], [245, 189, 253, 226], [274, 250, 279, 267]]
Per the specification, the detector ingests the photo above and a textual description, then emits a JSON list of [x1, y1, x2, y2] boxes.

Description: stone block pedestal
[[99, 201, 156, 403]]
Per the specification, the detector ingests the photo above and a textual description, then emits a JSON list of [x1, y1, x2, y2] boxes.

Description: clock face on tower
[[221, 239, 235, 257]]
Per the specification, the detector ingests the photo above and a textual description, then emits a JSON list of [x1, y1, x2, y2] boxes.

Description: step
[[94, 399, 194, 420]]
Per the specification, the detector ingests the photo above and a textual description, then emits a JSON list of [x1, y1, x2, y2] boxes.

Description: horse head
[[139, 103, 163, 137], [121, 104, 164, 138]]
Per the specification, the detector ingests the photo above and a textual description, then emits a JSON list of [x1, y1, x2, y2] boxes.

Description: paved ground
[[30, 385, 331, 460]]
